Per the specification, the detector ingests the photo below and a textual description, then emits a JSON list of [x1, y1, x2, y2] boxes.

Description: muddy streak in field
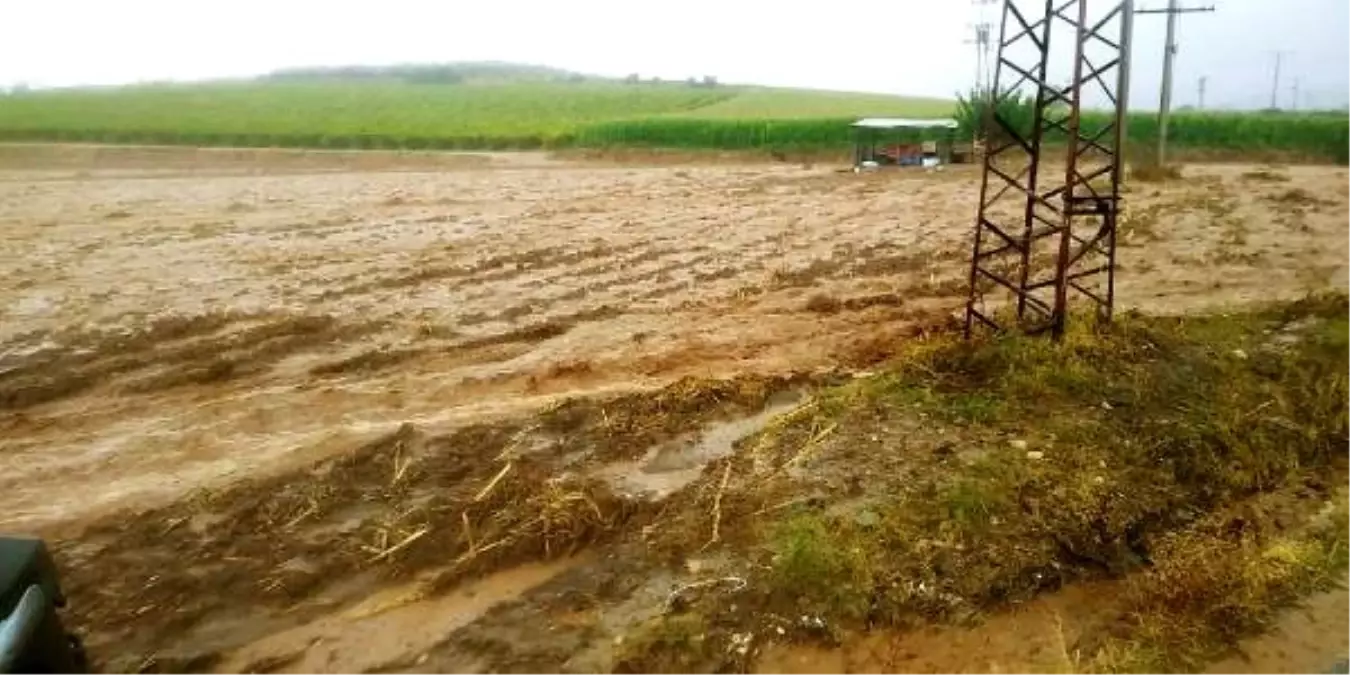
[[0, 148, 1346, 534]]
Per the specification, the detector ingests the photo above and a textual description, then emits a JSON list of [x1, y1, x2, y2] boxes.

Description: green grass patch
[[767, 513, 876, 621], [613, 614, 713, 674]]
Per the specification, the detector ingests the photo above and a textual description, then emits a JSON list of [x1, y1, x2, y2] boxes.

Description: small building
[[851, 117, 962, 169]]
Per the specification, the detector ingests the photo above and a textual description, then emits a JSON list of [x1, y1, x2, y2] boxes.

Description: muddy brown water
[[215, 555, 588, 673], [1205, 589, 1349, 675], [1, 146, 1347, 672], [754, 581, 1116, 674], [592, 390, 805, 499], [754, 585, 1350, 674], [2, 148, 1345, 534]]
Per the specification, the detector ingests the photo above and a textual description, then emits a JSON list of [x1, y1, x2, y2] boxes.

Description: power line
[[1134, 3, 1214, 13], [1270, 51, 1292, 110], [964, 0, 998, 95], [963, 23, 992, 93], [962, 0, 998, 149]]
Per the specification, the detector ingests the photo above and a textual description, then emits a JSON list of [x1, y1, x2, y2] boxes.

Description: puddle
[[559, 568, 681, 673], [594, 390, 804, 500], [755, 582, 1118, 674], [1206, 588, 1349, 674], [755, 583, 1350, 674], [216, 555, 588, 673]]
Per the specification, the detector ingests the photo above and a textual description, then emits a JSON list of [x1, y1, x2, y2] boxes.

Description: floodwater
[[755, 582, 1118, 674], [3, 148, 1346, 535], [216, 555, 589, 673], [593, 390, 805, 499], [1206, 588, 1349, 675], [2, 146, 1347, 673]]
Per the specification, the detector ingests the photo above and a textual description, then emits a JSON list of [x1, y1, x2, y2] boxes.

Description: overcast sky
[[2, 0, 1346, 110]]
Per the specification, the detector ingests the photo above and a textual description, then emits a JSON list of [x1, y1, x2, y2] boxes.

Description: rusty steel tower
[[964, 0, 1135, 339]]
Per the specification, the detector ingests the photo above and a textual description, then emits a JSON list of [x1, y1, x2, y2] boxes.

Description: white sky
[[2, 0, 1347, 110]]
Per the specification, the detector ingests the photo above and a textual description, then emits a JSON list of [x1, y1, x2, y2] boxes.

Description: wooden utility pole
[[1198, 75, 1207, 109], [1157, 0, 1179, 164], [1137, 2, 1214, 166]]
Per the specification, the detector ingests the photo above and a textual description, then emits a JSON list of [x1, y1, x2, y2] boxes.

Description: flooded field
[[0, 145, 1346, 672]]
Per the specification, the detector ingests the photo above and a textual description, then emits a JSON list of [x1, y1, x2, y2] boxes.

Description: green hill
[[0, 70, 1342, 161], [0, 76, 955, 150], [0, 81, 740, 145]]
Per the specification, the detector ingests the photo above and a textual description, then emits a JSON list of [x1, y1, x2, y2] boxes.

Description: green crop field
[[665, 87, 954, 119], [1115, 111, 1349, 162], [0, 77, 1344, 161], [0, 82, 742, 149], [0, 81, 946, 149]]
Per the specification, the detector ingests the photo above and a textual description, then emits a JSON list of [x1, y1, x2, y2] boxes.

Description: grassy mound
[[621, 293, 1349, 672]]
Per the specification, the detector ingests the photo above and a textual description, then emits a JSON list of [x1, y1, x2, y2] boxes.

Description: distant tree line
[[261, 62, 585, 85], [623, 74, 718, 88]]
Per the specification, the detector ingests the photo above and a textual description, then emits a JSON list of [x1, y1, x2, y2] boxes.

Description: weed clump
[[613, 614, 712, 674], [1130, 160, 1183, 182], [767, 514, 875, 620], [1087, 490, 1349, 672]]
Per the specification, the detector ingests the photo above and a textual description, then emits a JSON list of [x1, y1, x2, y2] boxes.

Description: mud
[[1206, 589, 1349, 675], [218, 555, 589, 674], [1, 145, 1347, 672], [41, 368, 827, 672], [755, 582, 1124, 673]]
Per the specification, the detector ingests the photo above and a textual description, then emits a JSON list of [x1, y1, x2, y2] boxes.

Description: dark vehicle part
[[0, 537, 86, 673]]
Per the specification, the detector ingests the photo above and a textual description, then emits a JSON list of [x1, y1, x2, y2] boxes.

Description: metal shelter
[[851, 118, 960, 168], [963, 0, 1135, 339]]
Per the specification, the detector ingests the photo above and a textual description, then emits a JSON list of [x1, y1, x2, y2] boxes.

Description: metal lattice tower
[[963, 0, 1135, 339], [969, 0, 1000, 95]]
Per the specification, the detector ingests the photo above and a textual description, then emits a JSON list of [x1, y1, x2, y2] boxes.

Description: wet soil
[[1, 145, 1347, 672]]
